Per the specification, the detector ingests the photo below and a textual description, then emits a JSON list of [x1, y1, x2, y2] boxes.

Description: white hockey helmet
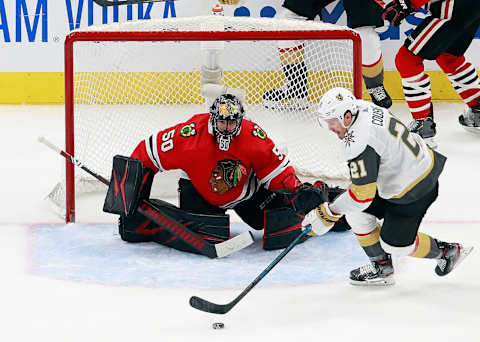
[[317, 87, 358, 128]]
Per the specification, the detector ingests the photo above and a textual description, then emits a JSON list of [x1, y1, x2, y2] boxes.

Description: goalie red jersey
[[131, 113, 298, 208]]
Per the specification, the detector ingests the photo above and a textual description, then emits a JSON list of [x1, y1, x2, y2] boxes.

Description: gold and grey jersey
[[342, 100, 446, 205]]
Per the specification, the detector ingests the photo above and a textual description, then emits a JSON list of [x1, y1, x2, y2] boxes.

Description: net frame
[[63, 19, 362, 223]]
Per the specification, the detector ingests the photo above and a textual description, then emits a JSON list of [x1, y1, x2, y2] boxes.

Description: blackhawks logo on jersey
[[344, 130, 355, 147], [209, 159, 247, 195], [180, 123, 196, 137], [252, 125, 267, 140]]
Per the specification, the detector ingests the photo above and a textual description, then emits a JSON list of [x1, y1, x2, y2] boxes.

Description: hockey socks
[[396, 46, 433, 119], [437, 53, 480, 108], [354, 224, 386, 260], [409, 233, 443, 259]]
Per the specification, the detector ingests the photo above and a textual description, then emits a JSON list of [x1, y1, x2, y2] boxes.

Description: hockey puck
[[212, 322, 225, 330]]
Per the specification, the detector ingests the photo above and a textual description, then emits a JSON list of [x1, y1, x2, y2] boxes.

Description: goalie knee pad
[[263, 208, 310, 250]]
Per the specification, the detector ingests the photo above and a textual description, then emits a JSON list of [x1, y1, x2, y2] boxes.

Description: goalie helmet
[[209, 93, 245, 151], [317, 87, 358, 128]]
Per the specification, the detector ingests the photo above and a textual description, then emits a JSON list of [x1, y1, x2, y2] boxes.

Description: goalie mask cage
[[52, 16, 361, 223]]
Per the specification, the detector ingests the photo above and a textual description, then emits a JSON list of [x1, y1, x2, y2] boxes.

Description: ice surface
[[0, 103, 479, 342]]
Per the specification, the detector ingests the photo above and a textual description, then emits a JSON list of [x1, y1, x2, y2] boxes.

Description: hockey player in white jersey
[[302, 87, 473, 285]]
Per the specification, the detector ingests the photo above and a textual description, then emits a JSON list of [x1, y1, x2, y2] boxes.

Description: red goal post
[[60, 17, 362, 223]]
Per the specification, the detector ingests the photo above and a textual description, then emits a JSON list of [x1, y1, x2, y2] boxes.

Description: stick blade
[[189, 296, 232, 315], [215, 231, 253, 258]]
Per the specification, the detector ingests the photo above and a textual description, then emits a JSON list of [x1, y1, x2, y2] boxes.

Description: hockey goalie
[[102, 92, 350, 256]]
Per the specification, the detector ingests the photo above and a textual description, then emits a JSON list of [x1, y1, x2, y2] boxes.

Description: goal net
[[49, 16, 361, 222]]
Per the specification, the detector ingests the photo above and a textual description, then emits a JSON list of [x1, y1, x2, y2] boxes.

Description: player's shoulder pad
[[241, 118, 270, 142], [176, 113, 210, 138]]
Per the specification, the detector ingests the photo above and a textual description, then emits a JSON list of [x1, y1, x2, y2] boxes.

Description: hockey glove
[[302, 203, 341, 236], [289, 181, 329, 216], [382, 0, 415, 26]]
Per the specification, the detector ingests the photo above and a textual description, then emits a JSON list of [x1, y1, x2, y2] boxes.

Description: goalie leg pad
[[103, 155, 153, 216], [149, 199, 230, 243], [263, 208, 310, 250], [119, 199, 230, 254]]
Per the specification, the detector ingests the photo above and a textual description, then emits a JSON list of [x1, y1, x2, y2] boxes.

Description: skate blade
[[452, 245, 474, 272], [460, 125, 480, 135], [349, 277, 395, 287]]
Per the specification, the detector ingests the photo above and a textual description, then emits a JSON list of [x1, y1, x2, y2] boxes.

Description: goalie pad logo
[[180, 123, 196, 137], [252, 125, 267, 140], [209, 159, 247, 195]]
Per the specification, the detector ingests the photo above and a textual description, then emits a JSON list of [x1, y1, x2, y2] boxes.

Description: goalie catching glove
[[302, 203, 342, 236]]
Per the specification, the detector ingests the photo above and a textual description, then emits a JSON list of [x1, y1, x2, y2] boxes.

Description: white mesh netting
[[50, 16, 359, 220]]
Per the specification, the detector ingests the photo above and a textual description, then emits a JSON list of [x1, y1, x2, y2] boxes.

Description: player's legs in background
[[436, 20, 480, 131], [395, 46, 437, 148], [262, 3, 318, 110], [343, 0, 392, 108], [397, 0, 480, 146]]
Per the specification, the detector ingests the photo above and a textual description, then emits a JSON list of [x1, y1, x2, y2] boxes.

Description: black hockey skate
[[367, 85, 392, 109], [435, 241, 473, 277], [458, 103, 480, 134], [350, 255, 395, 286], [408, 109, 437, 149]]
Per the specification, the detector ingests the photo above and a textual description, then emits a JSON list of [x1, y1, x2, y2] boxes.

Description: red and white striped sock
[[446, 61, 480, 107], [401, 72, 432, 120]]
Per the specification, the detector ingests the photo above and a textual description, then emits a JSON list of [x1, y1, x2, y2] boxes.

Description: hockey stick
[[38, 136, 253, 258], [93, 0, 176, 6], [189, 225, 312, 314]]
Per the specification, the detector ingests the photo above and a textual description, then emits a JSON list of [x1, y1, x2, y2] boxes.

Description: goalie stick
[[189, 225, 312, 314], [38, 136, 253, 259], [93, 0, 176, 6]]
